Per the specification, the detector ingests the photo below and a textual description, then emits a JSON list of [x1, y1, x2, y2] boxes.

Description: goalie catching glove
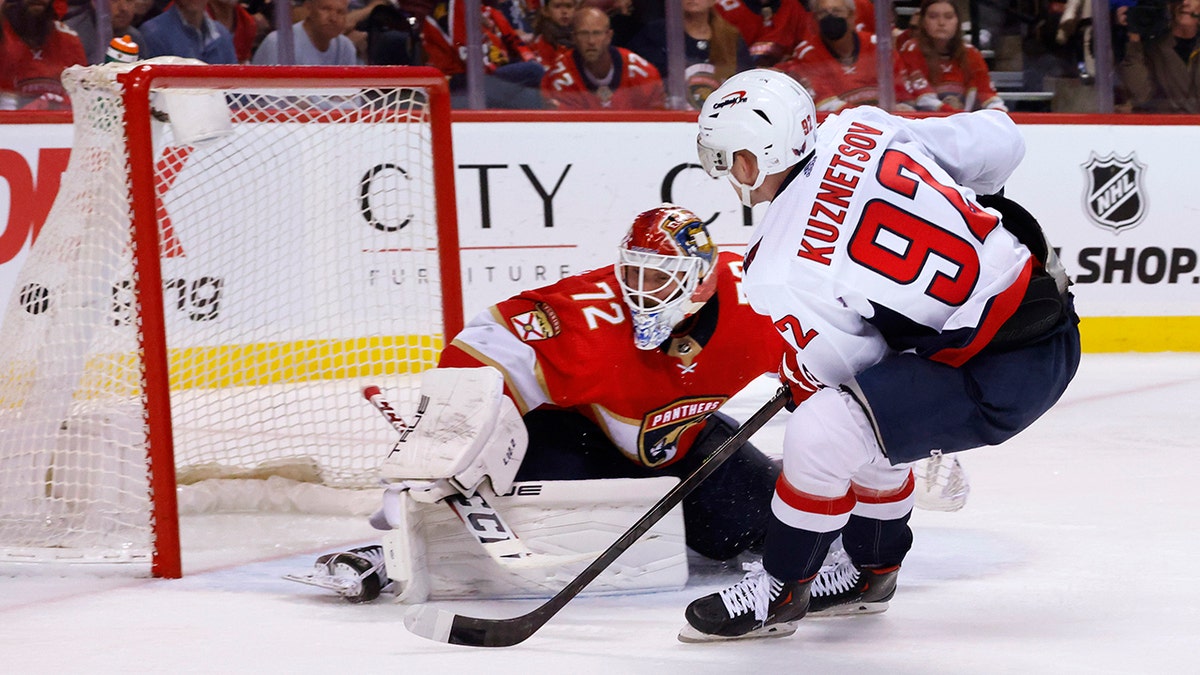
[[378, 366, 528, 504]]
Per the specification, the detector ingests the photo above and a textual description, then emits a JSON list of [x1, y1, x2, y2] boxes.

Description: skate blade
[[807, 601, 889, 618], [282, 572, 360, 596], [677, 621, 798, 644]]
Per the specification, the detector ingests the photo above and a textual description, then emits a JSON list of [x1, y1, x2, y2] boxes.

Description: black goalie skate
[[678, 561, 811, 643], [283, 545, 390, 603]]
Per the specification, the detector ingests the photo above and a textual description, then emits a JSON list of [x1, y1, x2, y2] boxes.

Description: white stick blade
[[404, 604, 456, 643]]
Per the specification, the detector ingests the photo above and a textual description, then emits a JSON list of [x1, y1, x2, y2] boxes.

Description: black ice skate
[[283, 544, 391, 603], [807, 547, 898, 617], [678, 561, 811, 643]]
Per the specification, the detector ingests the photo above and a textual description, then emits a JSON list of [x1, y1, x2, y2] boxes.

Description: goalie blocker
[[378, 367, 528, 503]]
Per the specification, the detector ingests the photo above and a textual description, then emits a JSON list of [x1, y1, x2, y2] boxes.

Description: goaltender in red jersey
[[288, 204, 785, 603]]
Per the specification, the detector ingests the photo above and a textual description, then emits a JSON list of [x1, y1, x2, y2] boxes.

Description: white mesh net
[[0, 62, 454, 569]]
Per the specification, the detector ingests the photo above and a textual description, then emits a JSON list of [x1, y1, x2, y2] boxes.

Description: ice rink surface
[[2, 352, 1198, 673]]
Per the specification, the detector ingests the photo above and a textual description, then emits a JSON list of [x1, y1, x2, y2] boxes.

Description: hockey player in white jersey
[[679, 69, 1081, 642]]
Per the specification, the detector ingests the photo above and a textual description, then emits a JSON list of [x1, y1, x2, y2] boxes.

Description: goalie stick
[[363, 385, 425, 443], [363, 386, 599, 570], [403, 386, 790, 647]]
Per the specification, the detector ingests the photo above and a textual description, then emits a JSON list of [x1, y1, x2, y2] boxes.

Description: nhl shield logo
[[1082, 152, 1147, 232]]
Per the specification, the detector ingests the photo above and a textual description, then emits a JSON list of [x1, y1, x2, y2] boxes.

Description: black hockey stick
[[403, 386, 790, 647]]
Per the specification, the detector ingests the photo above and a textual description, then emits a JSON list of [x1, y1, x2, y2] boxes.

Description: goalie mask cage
[[0, 63, 463, 578]]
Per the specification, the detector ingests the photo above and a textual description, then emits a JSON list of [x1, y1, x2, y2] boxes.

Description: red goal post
[[0, 62, 463, 578]]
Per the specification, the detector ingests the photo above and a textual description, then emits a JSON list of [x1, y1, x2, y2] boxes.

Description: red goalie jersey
[[438, 251, 784, 469]]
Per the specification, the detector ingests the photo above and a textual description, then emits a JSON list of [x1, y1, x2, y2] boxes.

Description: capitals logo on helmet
[[617, 205, 719, 350], [697, 68, 817, 206]]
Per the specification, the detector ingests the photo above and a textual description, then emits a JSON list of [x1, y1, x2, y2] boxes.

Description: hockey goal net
[[0, 62, 462, 577]]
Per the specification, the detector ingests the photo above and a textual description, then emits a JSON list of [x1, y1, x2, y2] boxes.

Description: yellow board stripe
[[167, 335, 445, 389], [1079, 317, 1200, 352], [62, 335, 445, 395], [2, 335, 446, 407]]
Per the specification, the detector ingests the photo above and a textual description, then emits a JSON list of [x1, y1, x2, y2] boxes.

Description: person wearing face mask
[[796, 0, 876, 37], [776, 0, 909, 112]]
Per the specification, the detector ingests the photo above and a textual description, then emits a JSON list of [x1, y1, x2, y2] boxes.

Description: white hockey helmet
[[616, 204, 718, 350], [697, 68, 817, 205]]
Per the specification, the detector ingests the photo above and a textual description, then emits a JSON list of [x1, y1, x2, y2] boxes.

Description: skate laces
[[351, 545, 387, 577], [718, 561, 784, 623], [811, 547, 860, 597]]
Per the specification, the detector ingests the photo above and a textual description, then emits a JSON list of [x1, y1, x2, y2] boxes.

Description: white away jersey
[[742, 107, 1034, 389]]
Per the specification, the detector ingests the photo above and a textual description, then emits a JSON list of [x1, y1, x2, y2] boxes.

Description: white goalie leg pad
[[397, 477, 688, 602], [380, 367, 528, 502], [378, 489, 431, 604]]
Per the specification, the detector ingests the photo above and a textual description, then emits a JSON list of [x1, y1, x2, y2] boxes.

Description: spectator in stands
[[135, 0, 171, 26], [420, 0, 545, 108], [1118, 0, 1200, 112], [528, 0, 577, 67], [584, 0, 642, 48], [712, 0, 805, 67], [350, 0, 426, 65], [493, 0, 538, 41], [346, 0, 391, 62], [1024, 0, 1090, 91], [629, 0, 752, 109], [111, 0, 147, 54], [140, 0, 238, 63], [0, 0, 87, 110], [208, 0, 262, 63], [253, 0, 357, 64], [777, 0, 908, 112], [60, 0, 102, 63], [239, 0, 275, 47], [541, 5, 666, 109], [896, 0, 1007, 111]]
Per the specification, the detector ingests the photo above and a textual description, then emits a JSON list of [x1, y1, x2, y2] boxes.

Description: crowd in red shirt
[[2, 0, 1012, 113]]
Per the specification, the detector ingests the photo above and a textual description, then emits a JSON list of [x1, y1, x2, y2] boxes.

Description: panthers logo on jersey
[[638, 396, 726, 467], [507, 301, 561, 342]]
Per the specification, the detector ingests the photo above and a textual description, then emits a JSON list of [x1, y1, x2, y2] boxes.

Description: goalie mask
[[697, 68, 817, 206], [616, 205, 718, 350]]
